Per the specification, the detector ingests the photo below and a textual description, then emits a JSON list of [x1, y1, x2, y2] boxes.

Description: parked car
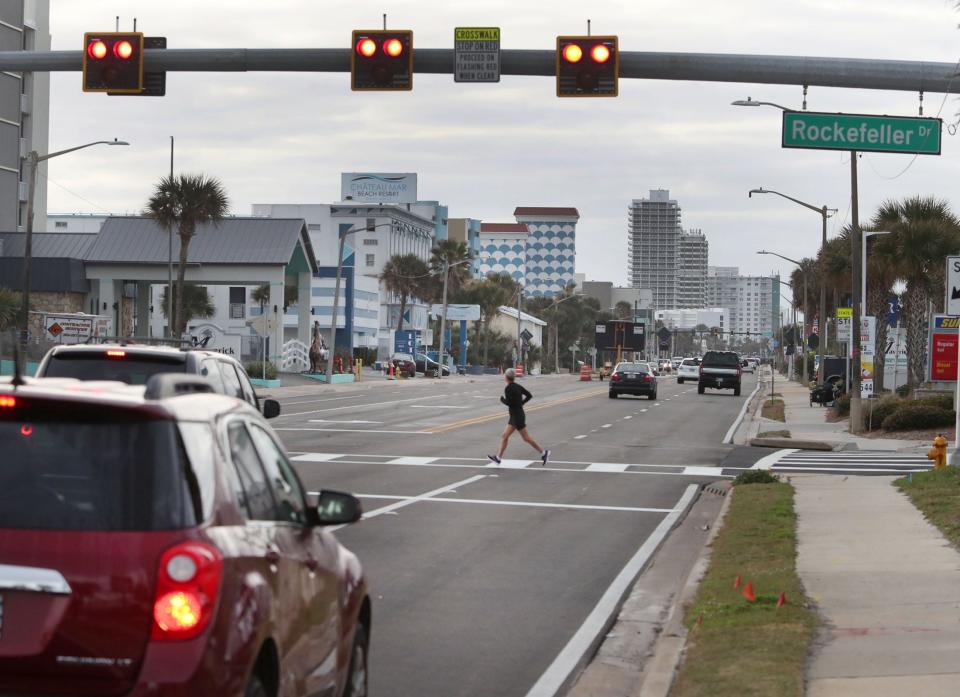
[[415, 353, 451, 376], [0, 374, 370, 696], [608, 361, 658, 400], [677, 357, 701, 384], [35, 343, 280, 418], [698, 350, 742, 395], [390, 352, 417, 377]]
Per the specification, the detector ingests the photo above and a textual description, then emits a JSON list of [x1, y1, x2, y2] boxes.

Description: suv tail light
[[611, 373, 621, 382], [644, 374, 653, 383], [152, 541, 223, 641]]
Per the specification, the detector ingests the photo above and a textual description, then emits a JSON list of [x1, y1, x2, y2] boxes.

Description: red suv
[[0, 375, 370, 696]]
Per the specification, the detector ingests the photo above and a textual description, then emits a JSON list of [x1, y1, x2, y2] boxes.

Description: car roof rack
[[82, 336, 193, 347], [144, 374, 216, 400]]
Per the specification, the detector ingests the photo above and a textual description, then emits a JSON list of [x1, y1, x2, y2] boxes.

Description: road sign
[[837, 317, 852, 342], [837, 307, 853, 319], [520, 328, 533, 342], [946, 256, 960, 315], [454, 27, 500, 83], [782, 111, 942, 155]]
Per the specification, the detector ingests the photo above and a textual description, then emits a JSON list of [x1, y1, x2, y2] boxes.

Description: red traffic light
[[87, 39, 108, 60], [591, 44, 611, 63], [356, 37, 377, 58], [114, 40, 134, 59], [562, 44, 583, 63], [384, 38, 404, 57]]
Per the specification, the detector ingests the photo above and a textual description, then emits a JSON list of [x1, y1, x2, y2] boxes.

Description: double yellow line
[[425, 388, 606, 433]]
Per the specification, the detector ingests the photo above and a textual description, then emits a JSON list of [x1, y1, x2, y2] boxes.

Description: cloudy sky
[[46, 0, 960, 296]]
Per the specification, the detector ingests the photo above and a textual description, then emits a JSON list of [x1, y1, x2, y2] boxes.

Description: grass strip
[[760, 398, 785, 422], [757, 430, 791, 439], [895, 467, 960, 549], [671, 482, 817, 697]]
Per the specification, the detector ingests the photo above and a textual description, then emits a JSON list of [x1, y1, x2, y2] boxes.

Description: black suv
[[698, 350, 742, 396], [35, 344, 280, 418]]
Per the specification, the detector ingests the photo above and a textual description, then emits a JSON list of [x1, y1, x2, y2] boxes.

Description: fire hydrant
[[927, 435, 948, 470]]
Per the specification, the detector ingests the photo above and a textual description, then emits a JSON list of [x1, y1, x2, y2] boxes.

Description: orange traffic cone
[[733, 575, 741, 589], [695, 613, 703, 626], [776, 591, 786, 608], [742, 581, 756, 603]]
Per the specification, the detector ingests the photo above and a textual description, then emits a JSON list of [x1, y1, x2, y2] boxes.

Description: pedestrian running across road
[[488, 369, 550, 466]]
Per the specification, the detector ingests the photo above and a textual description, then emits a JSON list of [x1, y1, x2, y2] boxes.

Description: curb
[[750, 437, 834, 451], [523, 484, 701, 697], [722, 377, 763, 444], [637, 482, 735, 697]]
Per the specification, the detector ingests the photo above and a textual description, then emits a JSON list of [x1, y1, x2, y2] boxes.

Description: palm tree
[[147, 174, 229, 337], [160, 283, 215, 327], [429, 240, 473, 299], [614, 300, 633, 320], [0, 287, 19, 331], [872, 196, 960, 389], [252, 283, 298, 313], [379, 254, 429, 331]]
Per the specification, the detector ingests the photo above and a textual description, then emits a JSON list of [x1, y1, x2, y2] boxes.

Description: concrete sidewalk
[[795, 474, 960, 696], [747, 375, 926, 453]]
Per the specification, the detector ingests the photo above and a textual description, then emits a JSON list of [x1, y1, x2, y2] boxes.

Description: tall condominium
[[628, 190, 708, 310], [513, 207, 579, 298], [707, 266, 780, 339], [677, 228, 708, 308], [0, 1, 50, 232]]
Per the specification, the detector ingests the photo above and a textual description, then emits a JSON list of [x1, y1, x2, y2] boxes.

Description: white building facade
[[514, 207, 579, 298], [707, 266, 780, 341], [477, 223, 528, 283]]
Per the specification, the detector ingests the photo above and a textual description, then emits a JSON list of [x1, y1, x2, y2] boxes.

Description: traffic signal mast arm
[[2, 47, 957, 93]]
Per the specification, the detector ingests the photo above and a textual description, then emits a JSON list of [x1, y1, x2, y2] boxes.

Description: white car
[[677, 358, 701, 384], [741, 358, 756, 373]]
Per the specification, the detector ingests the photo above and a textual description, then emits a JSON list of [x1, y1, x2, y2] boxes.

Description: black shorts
[[508, 410, 527, 430]]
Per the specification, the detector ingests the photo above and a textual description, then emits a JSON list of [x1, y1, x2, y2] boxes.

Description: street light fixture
[[760, 250, 807, 384], [730, 97, 794, 111], [436, 258, 473, 378], [19, 139, 128, 361], [748, 187, 835, 384]]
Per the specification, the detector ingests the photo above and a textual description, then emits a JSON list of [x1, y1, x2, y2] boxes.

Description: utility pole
[[516, 283, 522, 369], [437, 257, 449, 378], [850, 151, 864, 433], [167, 136, 174, 338], [818, 206, 828, 383]]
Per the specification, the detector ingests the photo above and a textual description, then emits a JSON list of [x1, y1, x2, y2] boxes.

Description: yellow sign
[[455, 27, 500, 41], [837, 307, 853, 318]]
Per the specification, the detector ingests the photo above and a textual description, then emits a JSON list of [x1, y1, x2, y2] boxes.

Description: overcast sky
[[45, 0, 960, 296]]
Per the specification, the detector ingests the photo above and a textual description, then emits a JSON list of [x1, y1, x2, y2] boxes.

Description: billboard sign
[[394, 329, 421, 354], [341, 172, 417, 203], [430, 303, 481, 321], [43, 313, 111, 344], [187, 322, 243, 357], [928, 315, 958, 382], [595, 321, 645, 351], [860, 316, 876, 398]]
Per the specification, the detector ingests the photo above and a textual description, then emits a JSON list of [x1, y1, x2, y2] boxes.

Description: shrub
[[917, 394, 954, 411], [245, 361, 277, 380], [733, 470, 780, 486], [865, 396, 904, 431], [881, 404, 955, 432], [833, 394, 851, 416], [895, 384, 910, 398]]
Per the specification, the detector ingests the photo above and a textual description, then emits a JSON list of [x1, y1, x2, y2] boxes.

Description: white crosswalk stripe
[[771, 450, 932, 474], [289, 452, 728, 478]]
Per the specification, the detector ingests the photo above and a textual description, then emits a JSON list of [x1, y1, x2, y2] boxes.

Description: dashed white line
[[601, 424, 612, 429], [623, 415, 633, 420], [574, 435, 588, 439]]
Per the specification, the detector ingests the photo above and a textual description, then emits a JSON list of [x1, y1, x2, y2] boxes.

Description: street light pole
[[850, 150, 864, 433], [19, 139, 128, 366], [436, 258, 470, 379], [759, 250, 808, 385]]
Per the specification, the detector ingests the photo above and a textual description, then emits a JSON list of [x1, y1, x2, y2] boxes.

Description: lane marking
[[750, 448, 798, 470], [425, 388, 606, 433], [308, 419, 382, 424], [275, 427, 432, 434], [772, 466, 930, 474], [323, 474, 487, 532], [275, 395, 364, 406], [623, 416, 633, 420], [293, 453, 343, 462], [349, 494, 673, 514], [601, 424, 612, 429], [523, 485, 700, 697], [640, 408, 648, 413], [574, 435, 587, 439], [683, 466, 726, 476], [586, 463, 629, 473], [386, 456, 438, 465], [409, 404, 469, 409], [277, 393, 457, 418]]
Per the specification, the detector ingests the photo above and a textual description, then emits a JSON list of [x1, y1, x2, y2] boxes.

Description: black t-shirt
[[501, 382, 532, 412]]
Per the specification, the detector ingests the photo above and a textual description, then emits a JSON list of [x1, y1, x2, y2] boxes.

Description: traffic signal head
[[83, 32, 144, 93], [556, 35, 618, 97], [351, 30, 413, 91]]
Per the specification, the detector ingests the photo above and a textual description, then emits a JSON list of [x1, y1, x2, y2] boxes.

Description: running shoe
[[487, 454, 502, 465], [541, 449, 550, 466]]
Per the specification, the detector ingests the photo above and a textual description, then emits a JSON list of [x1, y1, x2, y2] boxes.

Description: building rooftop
[[480, 223, 529, 233], [0, 232, 98, 259], [513, 207, 580, 218], [498, 305, 547, 326]]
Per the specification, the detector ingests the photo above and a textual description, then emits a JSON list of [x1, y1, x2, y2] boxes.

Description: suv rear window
[[42, 352, 187, 385], [0, 413, 201, 531], [703, 352, 740, 366]]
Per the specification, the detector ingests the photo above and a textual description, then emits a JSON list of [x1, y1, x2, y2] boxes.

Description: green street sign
[[782, 111, 941, 155]]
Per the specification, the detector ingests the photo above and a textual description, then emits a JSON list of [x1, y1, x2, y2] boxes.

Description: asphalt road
[[268, 371, 761, 697]]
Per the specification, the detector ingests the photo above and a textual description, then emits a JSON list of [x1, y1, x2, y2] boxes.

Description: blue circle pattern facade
[[479, 221, 577, 297]]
